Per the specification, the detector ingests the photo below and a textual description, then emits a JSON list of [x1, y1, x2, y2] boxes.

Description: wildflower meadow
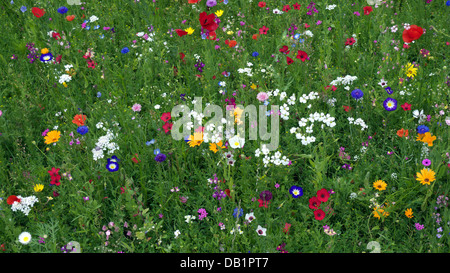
[[0, 0, 450, 257]]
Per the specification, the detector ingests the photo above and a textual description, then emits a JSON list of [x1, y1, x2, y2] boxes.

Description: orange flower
[[421, 132, 436, 147], [72, 114, 87, 126], [252, 34, 260, 40], [66, 15, 75, 21], [396, 128, 409, 138]]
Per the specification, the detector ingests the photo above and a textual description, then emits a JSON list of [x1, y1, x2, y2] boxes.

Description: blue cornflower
[[233, 208, 243, 218], [96, 92, 102, 98], [252, 51, 259, 57], [298, 38, 305, 43], [155, 153, 166, 162], [201, 33, 207, 39], [446, 1, 450, 6], [351, 89, 364, 100], [417, 125, 429, 134], [57, 6, 68, 14], [76, 125, 89, 135], [121, 47, 129, 54], [20, 6, 27, 12]]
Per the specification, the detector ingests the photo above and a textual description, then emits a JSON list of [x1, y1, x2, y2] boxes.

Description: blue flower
[[121, 47, 129, 54], [233, 208, 243, 218], [154, 149, 161, 155], [289, 186, 303, 198], [201, 33, 207, 39], [20, 6, 27, 12], [264, 100, 270, 106], [57, 6, 68, 14], [76, 126, 89, 135], [155, 153, 166, 162], [383, 97, 397, 111], [146, 139, 156, 146], [417, 125, 429, 134], [294, 33, 301, 39], [385, 86, 393, 95], [446, 1, 450, 6], [252, 51, 259, 57], [298, 38, 305, 43], [39, 53, 53, 63], [106, 156, 120, 172], [96, 92, 102, 98], [351, 89, 364, 100]]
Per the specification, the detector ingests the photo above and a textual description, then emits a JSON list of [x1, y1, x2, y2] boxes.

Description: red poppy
[[66, 15, 75, 21], [188, 0, 201, 3], [199, 12, 218, 32], [175, 29, 188, 37], [258, 198, 269, 208], [225, 189, 231, 198], [72, 114, 87, 126], [160, 112, 172, 122], [7, 195, 21, 205], [402, 25, 423, 43], [282, 5, 291, 12], [207, 31, 217, 40], [48, 167, 60, 177], [132, 154, 140, 163], [52, 32, 61, 40], [252, 34, 260, 40], [363, 6, 373, 15], [283, 223, 291, 234], [293, 3, 301, 10], [180, 52, 186, 64], [343, 105, 352, 112], [32, 7, 45, 18], [226, 40, 237, 48], [162, 122, 173, 133], [258, 2, 266, 8], [401, 102, 411, 111], [279, 45, 290, 54], [314, 209, 326, 221], [317, 188, 330, 202], [296, 50, 309, 62], [286, 56, 294, 65], [308, 196, 321, 210], [259, 25, 269, 35], [345, 37, 356, 46], [396, 128, 409, 138]]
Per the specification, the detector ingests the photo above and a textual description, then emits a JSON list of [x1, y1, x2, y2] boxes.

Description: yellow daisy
[[373, 180, 387, 191], [405, 208, 414, 218], [44, 130, 61, 144], [34, 184, 44, 192], [184, 27, 195, 35], [405, 63, 418, 78], [187, 132, 203, 147], [416, 168, 436, 185], [215, 10, 224, 17]]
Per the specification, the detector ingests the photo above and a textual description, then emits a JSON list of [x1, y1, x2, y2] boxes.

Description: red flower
[[296, 50, 309, 62], [7, 195, 21, 205], [225, 189, 231, 199], [199, 12, 218, 32], [226, 40, 237, 48], [258, 2, 266, 8], [316, 188, 330, 202], [396, 128, 409, 138], [282, 5, 291, 12], [258, 198, 269, 208], [279, 45, 290, 54], [207, 31, 217, 40], [55, 55, 62, 64], [283, 223, 291, 234], [132, 154, 140, 164], [308, 196, 321, 210], [402, 25, 423, 43], [32, 7, 45, 18], [66, 15, 75, 21], [180, 52, 186, 63], [345, 37, 356, 46], [48, 167, 60, 177], [259, 25, 269, 35], [175, 29, 188, 37], [162, 122, 173, 133], [401, 102, 411, 111], [286, 56, 294, 65], [161, 112, 172, 122], [363, 6, 373, 15], [293, 3, 301, 10], [343, 105, 352, 112], [324, 85, 337, 91], [314, 209, 326, 221], [252, 34, 260, 40], [52, 32, 61, 40]]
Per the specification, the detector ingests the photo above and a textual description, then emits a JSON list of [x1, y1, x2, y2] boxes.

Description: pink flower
[[256, 92, 269, 102], [42, 129, 50, 136], [132, 103, 142, 112]]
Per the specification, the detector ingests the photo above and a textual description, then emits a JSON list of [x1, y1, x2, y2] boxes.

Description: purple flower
[[206, 0, 217, 7], [155, 153, 166, 162], [259, 190, 273, 202], [383, 97, 397, 111], [422, 158, 431, 166]]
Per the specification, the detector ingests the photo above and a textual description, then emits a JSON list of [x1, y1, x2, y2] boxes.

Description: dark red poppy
[[345, 37, 356, 46], [48, 167, 60, 177], [363, 6, 373, 15], [162, 122, 173, 133], [314, 209, 325, 221], [282, 5, 291, 12], [7, 195, 20, 205], [53, 191, 60, 197], [343, 105, 352, 112], [402, 25, 423, 43], [32, 7, 45, 18], [286, 56, 294, 65], [308, 196, 321, 210], [52, 32, 61, 40], [279, 45, 290, 54], [207, 31, 217, 40], [317, 188, 330, 202], [296, 50, 309, 62], [55, 55, 62, 64], [199, 12, 218, 32], [293, 3, 301, 10], [225, 189, 232, 198], [161, 112, 172, 122], [401, 102, 411, 111], [258, 2, 266, 8], [175, 29, 188, 37]]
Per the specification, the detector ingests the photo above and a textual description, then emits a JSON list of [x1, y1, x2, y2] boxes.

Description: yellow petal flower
[[215, 10, 224, 17]]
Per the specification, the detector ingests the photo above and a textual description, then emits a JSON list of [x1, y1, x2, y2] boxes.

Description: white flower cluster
[[290, 112, 336, 145], [325, 4, 337, 10], [329, 75, 358, 86], [11, 196, 39, 216], [265, 89, 296, 120], [348, 117, 368, 130], [299, 91, 319, 108], [237, 66, 253, 77], [92, 123, 120, 161], [255, 145, 290, 167]]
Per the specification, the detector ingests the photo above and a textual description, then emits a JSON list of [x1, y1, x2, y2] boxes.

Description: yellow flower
[[405, 208, 414, 218], [250, 83, 257, 90], [34, 184, 44, 192], [215, 10, 224, 17], [187, 132, 204, 147], [41, 48, 49, 54], [184, 27, 195, 35], [421, 132, 436, 147], [405, 63, 418, 78], [44, 130, 61, 144], [373, 180, 387, 191], [373, 206, 389, 219], [416, 168, 436, 185], [209, 141, 225, 153], [227, 30, 234, 35]]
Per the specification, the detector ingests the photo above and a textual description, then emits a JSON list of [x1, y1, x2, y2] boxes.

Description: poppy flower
[[401, 102, 411, 111], [32, 7, 45, 18], [199, 12, 218, 32], [258, 199, 269, 208], [72, 114, 87, 126], [207, 31, 217, 40], [162, 122, 173, 133], [343, 105, 352, 112], [402, 25, 423, 43], [308, 196, 321, 210], [259, 25, 269, 35], [345, 37, 356, 46], [317, 188, 330, 202], [252, 34, 260, 40], [258, 2, 266, 8], [286, 56, 294, 65], [66, 15, 75, 21], [293, 3, 301, 10], [7, 195, 21, 205], [188, 0, 201, 3], [314, 209, 326, 221], [226, 40, 237, 47], [180, 52, 186, 63], [161, 112, 172, 122], [175, 29, 188, 37], [279, 45, 290, 54], [363, 6, 373, 15], [296, 50, 309, 62], [396, 128, 409, 138], [52, 32, 61, 40], [282, 5, 291, 12]]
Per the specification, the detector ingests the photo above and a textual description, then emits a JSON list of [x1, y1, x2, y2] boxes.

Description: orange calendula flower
[[421, 132, 436, 146], [397, 128, 409, 138], [72, 114, 87, 126], [187, 132, 204, 147], [209, 141, 225, 153], [373, 180, 387, 191], [44, 130, 61, 144], [416, 168, 436, 185], [405, 208, 414, 218], [373, 206, 389, 219]]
